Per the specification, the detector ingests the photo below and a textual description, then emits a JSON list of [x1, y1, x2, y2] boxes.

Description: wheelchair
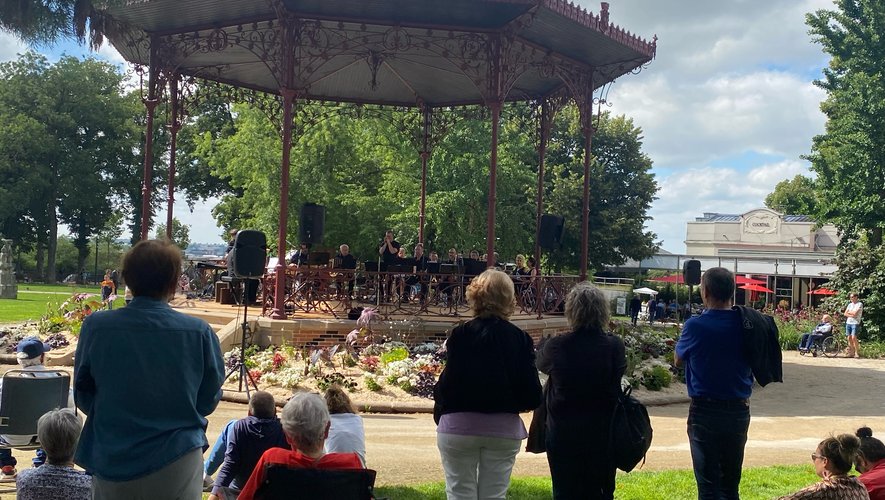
[[798, 331, 840, 358]]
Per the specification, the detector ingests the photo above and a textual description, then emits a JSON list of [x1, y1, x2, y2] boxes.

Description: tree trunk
[[47, 204, 58, 284], [35, 243, 44, 282], [76, 242, 89, 283]]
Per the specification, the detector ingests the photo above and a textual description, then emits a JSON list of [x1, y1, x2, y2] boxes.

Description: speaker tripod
[[224, 279, 259, 397]]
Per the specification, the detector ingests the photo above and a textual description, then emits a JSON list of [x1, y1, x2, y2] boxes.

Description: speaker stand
[[223, 279, 260, 398]]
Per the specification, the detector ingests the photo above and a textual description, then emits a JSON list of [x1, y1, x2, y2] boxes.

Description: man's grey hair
[[37, 408, 82, 465], [18, 356, 42, 368], [281, 392, 330, 450], [564, 281, 610, 333]]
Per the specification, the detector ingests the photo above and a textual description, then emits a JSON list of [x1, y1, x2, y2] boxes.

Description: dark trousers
[[546, 417, 615, 500], [687, 399, 750, 500], [630, 310, 639, 325]]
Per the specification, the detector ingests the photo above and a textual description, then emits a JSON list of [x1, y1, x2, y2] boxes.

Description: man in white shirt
[[843, 293, 863, 358]]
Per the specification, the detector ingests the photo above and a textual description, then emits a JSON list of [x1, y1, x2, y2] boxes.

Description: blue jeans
[[687, 399, 750, 500], [204, 419, 236, 476], [846, 323, 858, 336]]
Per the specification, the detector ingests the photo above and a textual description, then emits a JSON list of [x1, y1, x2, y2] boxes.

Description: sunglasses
[[811, 453, 825, 462]]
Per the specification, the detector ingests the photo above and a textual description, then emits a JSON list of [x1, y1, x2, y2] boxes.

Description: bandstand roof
[[99, 0, 655, 106]]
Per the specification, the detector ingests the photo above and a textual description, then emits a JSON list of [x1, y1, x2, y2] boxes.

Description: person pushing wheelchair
[[798, 314, 834, 354]]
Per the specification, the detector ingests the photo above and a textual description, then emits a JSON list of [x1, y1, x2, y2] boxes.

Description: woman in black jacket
[[434, 269, 542, 500], [537, 282, 626, 500]]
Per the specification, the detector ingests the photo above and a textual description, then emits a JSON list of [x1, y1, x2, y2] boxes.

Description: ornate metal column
[[139, 40, 160, 241], [574, 74, 595, 281], [166, 72, 181, 241], [485, 35, 505, 268], [418, 106, 432, 244]]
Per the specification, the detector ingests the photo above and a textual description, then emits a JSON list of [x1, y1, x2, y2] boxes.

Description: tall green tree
[[806, 0, 885, 245], [764, 175, 818, 216], [545, 108, 658, 273], [805, 0, 885, 339], [0, 52, 141, 282]]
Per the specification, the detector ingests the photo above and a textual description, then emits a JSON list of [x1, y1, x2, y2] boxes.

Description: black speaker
[[230, 230, 267, 279], [299, 203, 326, 244], [539, 214, 565, 250], [683, 260, 701, 286]]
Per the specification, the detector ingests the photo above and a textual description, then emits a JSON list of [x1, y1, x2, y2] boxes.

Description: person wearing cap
[[74, 239, 224, 499], [0, 336, 74, 478]]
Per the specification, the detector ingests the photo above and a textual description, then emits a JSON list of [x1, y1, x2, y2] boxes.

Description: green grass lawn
[[0, 284, 123, 324], [196, 466, 819, 499], [370, 466, 818, 499]]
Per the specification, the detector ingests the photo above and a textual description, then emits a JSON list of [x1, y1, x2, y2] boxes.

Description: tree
[[155, 217, 191, 250], [806, 0, 885, 246], [0, 53, 142, 282], [0, 0, 105, 48], [804, 0, 885, 340], [764, 175, 818, 216], [545, 108, 658, 273]]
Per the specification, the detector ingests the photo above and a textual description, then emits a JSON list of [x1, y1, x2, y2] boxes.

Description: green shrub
[[364, 376, 383, 392], [380, 346, 409, 365], [858, 341, 885, 359], [642, 365, 672, 391]]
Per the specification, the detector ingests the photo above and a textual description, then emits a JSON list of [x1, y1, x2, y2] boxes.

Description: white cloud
[[651, 160, 811, 252], [0, 32, 29, 62], [95, 41, 126, 65]]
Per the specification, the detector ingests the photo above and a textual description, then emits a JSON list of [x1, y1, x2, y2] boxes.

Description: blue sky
[[0, 0, 834, 253]]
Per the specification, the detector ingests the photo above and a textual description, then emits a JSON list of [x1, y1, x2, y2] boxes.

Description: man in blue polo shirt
[[675, 267, 753, 500]]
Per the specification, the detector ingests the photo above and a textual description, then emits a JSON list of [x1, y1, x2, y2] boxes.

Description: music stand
[[307, 252, 330, 267], [464, 259, 485, 277]]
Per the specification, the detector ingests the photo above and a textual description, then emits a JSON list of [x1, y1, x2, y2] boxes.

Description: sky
[[0, 0, 835, 252]]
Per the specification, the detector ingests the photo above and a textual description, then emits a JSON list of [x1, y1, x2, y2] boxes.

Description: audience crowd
[[3, 242, 884, 500]]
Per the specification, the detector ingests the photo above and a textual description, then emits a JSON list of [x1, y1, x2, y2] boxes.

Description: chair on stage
[[0, 370, 71, 493], [254, 464, 382, 500]]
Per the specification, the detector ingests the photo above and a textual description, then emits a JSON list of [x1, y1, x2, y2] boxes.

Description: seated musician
[[289, 242, 310, 267], [440, 248, 463, 299], [428, 251, 439, 263], [410, 244, 430, 303], [333, 244, 357, 298]]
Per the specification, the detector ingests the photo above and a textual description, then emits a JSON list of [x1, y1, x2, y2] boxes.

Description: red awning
[[808, 287, 837, 295], [649, 274, 766, 285], [739, 284, 774, 293]]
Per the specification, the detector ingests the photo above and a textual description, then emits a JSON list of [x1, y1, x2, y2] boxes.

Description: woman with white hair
[[537, 281, 627, 500], [236, 392, 363, 499], [433, 269, 543, 500], [16, 409, 92, 500]]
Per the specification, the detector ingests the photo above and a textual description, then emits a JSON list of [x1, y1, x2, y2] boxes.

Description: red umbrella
[[739, 284, 774, 293], [649, 275, 684, 283], [808, 287, 837, 295]]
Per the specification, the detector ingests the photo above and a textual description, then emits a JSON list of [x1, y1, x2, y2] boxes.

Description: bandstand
[[94, 0, 655, 343]]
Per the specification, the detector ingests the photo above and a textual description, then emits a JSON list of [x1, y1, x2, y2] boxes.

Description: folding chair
[[0, 369, 70, 492], [254, 465, 383, 500]]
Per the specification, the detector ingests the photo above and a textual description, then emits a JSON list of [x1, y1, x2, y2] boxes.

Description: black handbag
[[525, 376, 549, 453]]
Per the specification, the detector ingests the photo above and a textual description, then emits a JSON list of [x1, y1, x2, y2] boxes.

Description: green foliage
[[0, 53, 143, 282], [641, 365, 672, 391], [764, 175, 818, 216], [155, 217, 192, 250], [364, 375, 383, 392], [805, 1, 885, 244], [379, 346, 409, 366], [824, 239, 885, 340], [182, 100, 657, 270], [314, 372, 357, 392], [38, 292, 105, 337]]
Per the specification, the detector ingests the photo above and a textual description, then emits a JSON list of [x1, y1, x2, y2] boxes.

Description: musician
[[289, 242, 310, 267], [378, 230, 400, 301], [428, 251, 439, 263], [413, 244, 429, 272], [378, 230, 400, 271], [440, 248, 463, 300], [412, 244, 430, 304], [333, 244, 357, 298]]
